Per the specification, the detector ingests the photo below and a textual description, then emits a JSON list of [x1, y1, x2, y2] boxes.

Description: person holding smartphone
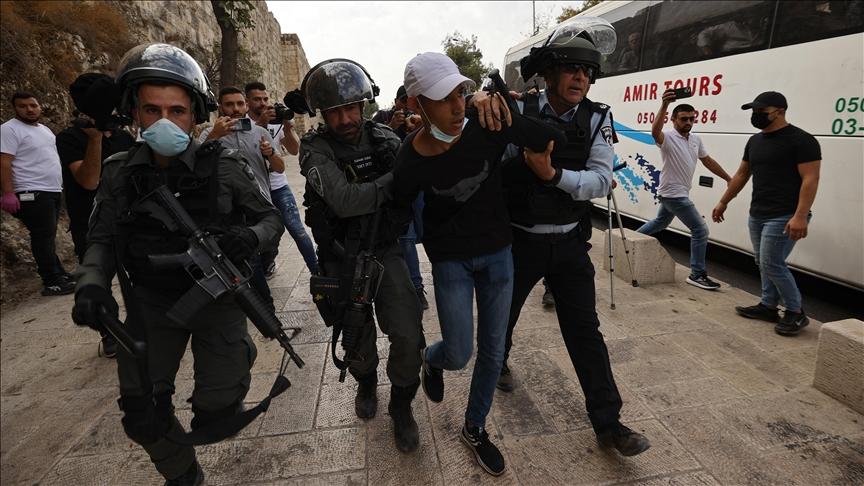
[[199, 86, 283, 312], [636, 87, 731, 290]]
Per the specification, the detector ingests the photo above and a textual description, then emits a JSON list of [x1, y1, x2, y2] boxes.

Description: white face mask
[[418, 100, 467, 144]]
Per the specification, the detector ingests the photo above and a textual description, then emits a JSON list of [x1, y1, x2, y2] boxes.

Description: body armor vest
[[117, 142, 223, 290], [303, 123, 405, 262], [505, 94, 608, 226]]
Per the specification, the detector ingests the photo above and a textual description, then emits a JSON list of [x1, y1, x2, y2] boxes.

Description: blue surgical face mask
[[418, 101, 467, 144], [141, 118, 191, 156]]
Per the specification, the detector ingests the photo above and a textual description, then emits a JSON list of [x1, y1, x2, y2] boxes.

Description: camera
[[71, 110, 130, 131], [271, 102, 294, 124]]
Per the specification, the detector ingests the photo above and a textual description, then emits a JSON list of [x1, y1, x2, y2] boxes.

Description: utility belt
[[14, 190, 60, 202], [513, 224, 582, 243]]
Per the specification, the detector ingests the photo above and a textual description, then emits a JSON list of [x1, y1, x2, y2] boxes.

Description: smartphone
[[672, 87, 693, 100], [231, 118, 252, 131]]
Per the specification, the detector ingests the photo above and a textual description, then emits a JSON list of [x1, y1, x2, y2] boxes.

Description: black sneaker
[[542, 287, 555, 307], [596, 423, 651, 456], [496, 362, 516, 392], [686, 273, 720, 290], [775, 310, 809, 336], [461, 423, 506, 476], [416, 287, 429, 310], [164, 460, 204, 486], [735, 303, 780, 323], [420, 347, 443, 402], [41, 279, 75, 296], [100, 334, 117, 359], [264, 261, 277, 280]]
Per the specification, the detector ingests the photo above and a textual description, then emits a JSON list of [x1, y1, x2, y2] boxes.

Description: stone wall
[[280, 33, 321, 134]]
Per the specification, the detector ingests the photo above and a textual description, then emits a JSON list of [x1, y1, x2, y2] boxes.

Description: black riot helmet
[[116, 43, 217, 124], [300, 58, 380, 114], [521, 17, 617, 84]]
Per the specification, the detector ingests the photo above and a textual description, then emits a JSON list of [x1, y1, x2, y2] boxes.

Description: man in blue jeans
[[713, 91, 821, 336], [637, 89, 731, 290], [393, 52, 564, 475], [246, 81, 319, 276]]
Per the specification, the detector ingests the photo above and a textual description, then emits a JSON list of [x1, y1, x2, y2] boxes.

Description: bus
[[502, 0, 864, 290]]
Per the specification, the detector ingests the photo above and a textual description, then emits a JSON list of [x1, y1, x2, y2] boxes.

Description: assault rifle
[[309, 210, 384, 382], [133, 184, 304, 369]]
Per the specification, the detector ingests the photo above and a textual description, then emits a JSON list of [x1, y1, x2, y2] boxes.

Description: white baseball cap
[[403, 52, 476, 101]]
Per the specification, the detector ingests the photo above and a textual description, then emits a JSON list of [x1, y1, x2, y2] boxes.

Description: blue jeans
[[270, 185, 318, 274], [425, 245, 513, 428], [637, 196, 708, 277], [399, 222, 423, 290], [748, 214, 807, 312]]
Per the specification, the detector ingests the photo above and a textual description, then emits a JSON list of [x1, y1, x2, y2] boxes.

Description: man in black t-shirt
[[56, 114, 134, 359], [713, 91, 821, 336], [57, 122, 134, 260]]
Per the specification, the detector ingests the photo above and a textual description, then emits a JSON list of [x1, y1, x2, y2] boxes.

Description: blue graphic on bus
[[612, 121, 662, 204]]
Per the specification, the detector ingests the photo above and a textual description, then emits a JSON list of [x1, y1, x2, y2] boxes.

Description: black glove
[[217, 226, 259, 265], [72, 284, 119, 333]]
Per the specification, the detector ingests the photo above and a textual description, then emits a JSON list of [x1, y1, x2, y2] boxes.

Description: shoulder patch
[[307, 166, 324, 197], [596, 103, 609, 110], [240, 161, 255, 181], [601, 126, 614, 146]]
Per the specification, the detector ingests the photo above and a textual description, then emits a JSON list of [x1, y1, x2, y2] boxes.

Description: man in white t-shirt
[[245, 82, 318, 277], [636, 90, 731, 290], [0, 92, 75, 295]]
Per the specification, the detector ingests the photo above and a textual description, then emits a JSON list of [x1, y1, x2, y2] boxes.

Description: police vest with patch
[[302, 122, 405, 261], [113, 141, 233, 290], [505, 94, 611, 226]]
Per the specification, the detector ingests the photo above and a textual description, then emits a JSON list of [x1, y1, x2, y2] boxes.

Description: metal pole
[[610, 189, 638, 287], [532, 1, 536, 35], [607, 192, 616, 309]]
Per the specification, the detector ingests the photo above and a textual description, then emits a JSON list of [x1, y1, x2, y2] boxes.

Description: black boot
[[354, 374, 378, 419], [389, 383, 420, 452], [164, 460, 204, 486]]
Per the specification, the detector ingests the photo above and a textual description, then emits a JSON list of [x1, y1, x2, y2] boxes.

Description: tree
[[557, 0, 604, 23], [210, 0, 256, 89], [442, 32, 493, 87]]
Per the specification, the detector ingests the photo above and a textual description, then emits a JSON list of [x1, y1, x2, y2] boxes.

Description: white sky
[[266, 1, 582, 106]]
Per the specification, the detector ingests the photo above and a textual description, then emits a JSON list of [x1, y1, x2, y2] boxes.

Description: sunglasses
[[561, 64, 596, 78]]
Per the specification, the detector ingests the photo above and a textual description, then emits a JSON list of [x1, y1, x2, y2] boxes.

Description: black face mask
[[751, 111, 772, 129]]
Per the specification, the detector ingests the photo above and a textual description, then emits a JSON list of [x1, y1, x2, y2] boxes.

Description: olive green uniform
[[300, 122, 423, 386], [77, 141, 283, 478]]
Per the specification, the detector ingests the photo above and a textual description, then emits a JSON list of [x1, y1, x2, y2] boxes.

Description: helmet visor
[[547, 17, 617, 55]]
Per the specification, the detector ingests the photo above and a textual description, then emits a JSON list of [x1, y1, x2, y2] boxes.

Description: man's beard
[[16, 114, 39, 124]]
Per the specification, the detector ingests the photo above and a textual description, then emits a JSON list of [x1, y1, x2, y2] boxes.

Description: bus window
[[641, 0, 774, 71], [599, 1, 651, 77], [772, 1, 864, 47]]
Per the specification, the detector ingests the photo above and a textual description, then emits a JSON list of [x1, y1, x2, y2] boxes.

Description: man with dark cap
[[713, 91, 821, 336], [57, 73, 135, 357]]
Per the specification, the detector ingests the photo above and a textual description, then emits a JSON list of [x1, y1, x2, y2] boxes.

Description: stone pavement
[[2, 165, 862, 486]]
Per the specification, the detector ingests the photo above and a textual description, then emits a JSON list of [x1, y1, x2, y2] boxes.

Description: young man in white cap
[[392, 52, 564, 476]]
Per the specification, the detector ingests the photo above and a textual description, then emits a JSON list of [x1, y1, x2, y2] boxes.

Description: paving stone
[[0, 342, 117, 395], [114, 450, 175, 484], [634, 376, 746, 413], [315, 380, 386, 429], [426, 377, 520, 485], [38, 451, 131, 486], [659, 408, 796, 485], [256, 343, 327, 436], [625, 470, 721, 485], [195, 428, 366, 485], [504, 419, 699, 485], [0, 388, 116, 485], [605, 337, 712, 390], [236, 471, 368, 485], [711, 387, 864, 452], [274, 310, 331, 345], [760, 434, 864, 486], [366, 399, 443, 486], [68, 412, 133, 457], [282, 277, 318, 311]]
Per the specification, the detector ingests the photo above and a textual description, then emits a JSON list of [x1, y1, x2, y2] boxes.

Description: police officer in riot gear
[[477, 19, 651, 456], [298, 59, 424, 452], [71, 43, 284, 485]]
